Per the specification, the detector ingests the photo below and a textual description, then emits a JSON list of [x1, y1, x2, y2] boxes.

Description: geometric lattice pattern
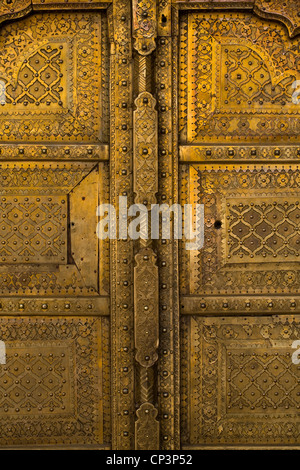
[[0, 196, 68, 264], [0, 161, 108, 297], [5, 46, 65, 107], [180, 165, 300, 297], [228, 349, 299, 413], [179, 12, 300, 144], [181, 316, 300, 446], [226, 197, 300, 263], [0, 342, 72, 417], [0, 316, 110, 447], [0, 12, 107, 143], [221, 46, 294, 109]]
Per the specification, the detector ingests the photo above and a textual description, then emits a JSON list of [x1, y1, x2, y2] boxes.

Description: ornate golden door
[[0, 0, 299, 451], [178, 1, 300, 449], [0, 1, 111, 449]]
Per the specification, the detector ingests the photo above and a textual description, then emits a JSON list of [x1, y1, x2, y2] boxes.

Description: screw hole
[[214, 220, 222, 230]]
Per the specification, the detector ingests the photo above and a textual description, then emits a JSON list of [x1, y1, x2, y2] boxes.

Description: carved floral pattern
[[0, 316, 110, 446], [179, 11, 300, 143], [181, 316, 300, 446]]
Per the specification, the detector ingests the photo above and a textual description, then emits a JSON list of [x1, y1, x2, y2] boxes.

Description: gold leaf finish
[[0, 316, 110, 447], [181, 316, 300, 447], [179, 3, 300, 450], [179, 11, 300, 144], [0, 0, 298, 450], [0, 11, 108, 142]]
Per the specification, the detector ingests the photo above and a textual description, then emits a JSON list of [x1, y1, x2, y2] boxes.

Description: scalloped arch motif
[[174, 0, 300, 38], [254, 0, 300, 37], [0, 0, 110, 27], [0, 0, 32, 25], [254, 0, 300, 38]]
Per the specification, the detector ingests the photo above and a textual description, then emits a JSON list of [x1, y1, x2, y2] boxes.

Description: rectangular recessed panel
[[0, 162, 110, 298], [181, 316, 300, 447], [180, 164, 300, 297], [225, 196, 300, 264], [0, 341, 74, 417], [0, 195, 68, 264], [0, 316, 110, 447], [0, 6, 111, 452]]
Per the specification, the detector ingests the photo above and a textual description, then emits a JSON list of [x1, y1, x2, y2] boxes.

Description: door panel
[[179, 8, 300, 448], [180, 164, 300, 300], [179, 11, 300, 145], [0, 162, 109, 298], [0, 11, 109, 143], [0, 9, 110, 449], [0, 315, 110, 447], [181, 315, 300, 447], [0, 0, 299, 451]]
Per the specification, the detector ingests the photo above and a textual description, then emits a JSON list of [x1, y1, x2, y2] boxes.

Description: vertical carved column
[[133, 93, 158, 206], [133, 0, 157, 55], [110, 0, 135, 450], [132, 0, 160, 451], [156, 1, 180, 450]]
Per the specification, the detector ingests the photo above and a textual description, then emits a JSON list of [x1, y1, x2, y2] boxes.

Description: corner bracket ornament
[[0, 0, 32, 25], [133, 0, 157, 55], [254, 0, 300, 38], [135, 403, 160, 450], [134, 248, 159, 368]]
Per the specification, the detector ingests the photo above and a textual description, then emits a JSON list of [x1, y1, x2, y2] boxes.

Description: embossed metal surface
[[179, 4, 300, 450], [179, 11, 300, 144], [0, 0, 299, 451], [0, 316, 110, 447], [0, 11, 109, 143], [181, 164, 300, 299], [0, 5, 111, 450], [0, 162, 109, 299], [181, 316, 300, 447]]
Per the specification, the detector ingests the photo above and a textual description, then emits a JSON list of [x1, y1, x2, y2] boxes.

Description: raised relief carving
[[133, 0, 157, 55], [132, 0, 160, 450], [0, 12, 108, 142], [181, 316, 300, 447], [110, 0, 135, 450], [0, 195, 68, 264], [0, 162, 109, 299], [179, 11, 300, 144], [135, 403, 160, 450], [134, 248, 159, 368], [156, 0, 180, 450], [255, 0, 300, 38], [0, 316, 110, 447], [180, 164, 300, 298], [0, 0, 32, 26], [224, 196, 300, 264], [180, 145, 300, 162]]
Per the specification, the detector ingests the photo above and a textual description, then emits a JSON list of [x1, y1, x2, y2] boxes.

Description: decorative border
[[155, 1, 180, 450], [1, 0, 298, 451], [172, 0, 300, 40], [182, 315, 300, 447], [133, 0, 157, 55], [182, 296, 300, 315], [133, 0, 160, 451], [180, 146, 300, 162], [0, 144, 109, 161], [0, 2, 112, 30], [109, 0, 135, 450]]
